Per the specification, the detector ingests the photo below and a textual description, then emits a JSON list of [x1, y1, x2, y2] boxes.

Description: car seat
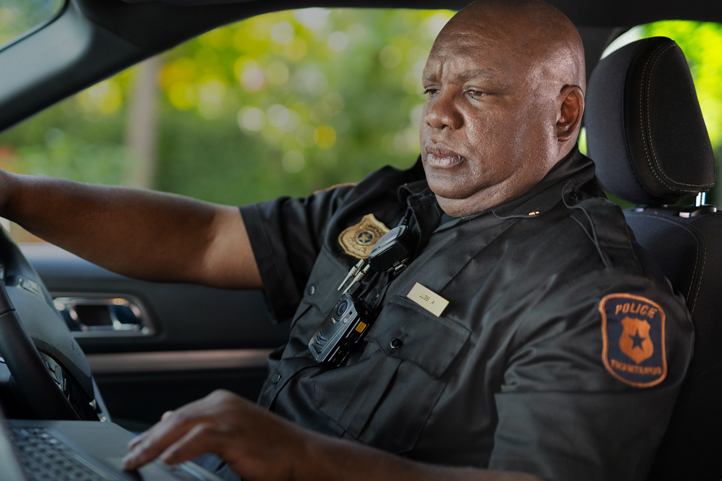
[[585, 36, 722, 481]]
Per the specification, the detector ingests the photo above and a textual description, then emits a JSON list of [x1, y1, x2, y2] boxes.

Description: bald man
[[0, 1, 692, 480]]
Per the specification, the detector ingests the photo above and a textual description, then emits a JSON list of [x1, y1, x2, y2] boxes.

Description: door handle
[[52, 294, 154, 338]]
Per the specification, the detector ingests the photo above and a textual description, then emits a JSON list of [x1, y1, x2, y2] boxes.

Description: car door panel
[[20, 243, 289, 429]]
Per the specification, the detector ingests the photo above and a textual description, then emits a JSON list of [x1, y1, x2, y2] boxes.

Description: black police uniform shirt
[[240, 149, 693, 481]]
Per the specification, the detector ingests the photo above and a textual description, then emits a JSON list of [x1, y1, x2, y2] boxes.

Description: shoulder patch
[[599, 293, 667, 388]]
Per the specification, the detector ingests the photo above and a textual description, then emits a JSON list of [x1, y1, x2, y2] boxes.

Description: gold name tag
[[407, 283, 449, 317]]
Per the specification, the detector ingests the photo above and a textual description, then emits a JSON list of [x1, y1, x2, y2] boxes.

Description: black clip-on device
[[309, 209, 417, 367]]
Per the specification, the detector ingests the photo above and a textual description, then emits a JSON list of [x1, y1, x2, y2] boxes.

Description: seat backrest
[[585, 37, 722, 481]]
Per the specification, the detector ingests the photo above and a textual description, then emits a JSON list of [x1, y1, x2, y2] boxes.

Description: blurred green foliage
[[155, 8, 455, 203], [0, 8, 453, 205], [0, 10, 721, 209], [0, 0, 64, 49]]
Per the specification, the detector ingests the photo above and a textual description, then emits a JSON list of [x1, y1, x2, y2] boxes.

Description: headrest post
[[696, 192, 706, 207]]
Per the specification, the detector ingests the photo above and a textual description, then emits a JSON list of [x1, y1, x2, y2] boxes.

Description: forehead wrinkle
[[426, 39, 519, 91], [445, 0, 586, 90], [433, 29, 508, 55], [437, 16, 523, 54], [457, 68, 498, 83], [422, 66, 498, 82]]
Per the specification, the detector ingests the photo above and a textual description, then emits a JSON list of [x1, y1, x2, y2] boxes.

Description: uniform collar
[[491, 147, 597, 219], [398, 147, 598, 224]]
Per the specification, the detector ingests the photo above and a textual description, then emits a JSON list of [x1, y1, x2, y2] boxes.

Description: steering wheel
[[0, 227, 98, 421]]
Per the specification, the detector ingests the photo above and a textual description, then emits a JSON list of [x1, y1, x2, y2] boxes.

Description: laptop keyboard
[[10, 427, 113, 481]]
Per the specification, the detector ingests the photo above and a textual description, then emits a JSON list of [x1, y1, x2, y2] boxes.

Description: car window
[[0, 8, 453, 242], [1, 13, 720, 242], [0, 0, 65, 51]]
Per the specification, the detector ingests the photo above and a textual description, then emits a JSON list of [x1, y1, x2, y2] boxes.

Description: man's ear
[[556, 85, 584, 142]]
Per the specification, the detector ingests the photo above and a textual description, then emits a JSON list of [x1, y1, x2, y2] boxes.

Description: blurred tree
[[0, 8, 454, 208], [153, 8, 454, 203], [125, 57, 162, 189]]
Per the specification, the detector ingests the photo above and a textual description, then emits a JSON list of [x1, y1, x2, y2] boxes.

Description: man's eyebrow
[[422, 71, 439, 83]]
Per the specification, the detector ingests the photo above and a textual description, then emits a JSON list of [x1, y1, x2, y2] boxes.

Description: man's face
[[419, 17, 560, 216]]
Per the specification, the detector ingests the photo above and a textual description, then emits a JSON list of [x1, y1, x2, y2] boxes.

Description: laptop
[[0, 405, 223, 481]]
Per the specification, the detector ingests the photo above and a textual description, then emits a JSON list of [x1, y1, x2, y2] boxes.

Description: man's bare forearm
[[0, 172, 261, 288]]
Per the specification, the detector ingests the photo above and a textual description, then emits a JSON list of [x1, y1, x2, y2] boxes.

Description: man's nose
[[424, 91, 462, 130]]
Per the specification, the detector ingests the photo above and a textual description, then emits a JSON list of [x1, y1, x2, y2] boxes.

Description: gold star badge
[[338, 214, 390, 259]]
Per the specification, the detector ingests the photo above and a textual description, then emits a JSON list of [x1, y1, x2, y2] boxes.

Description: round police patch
[[599, 293, 667, 388]]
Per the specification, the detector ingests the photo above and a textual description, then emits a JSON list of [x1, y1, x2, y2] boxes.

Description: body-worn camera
[[368, 224, 416, 273], [308, 293, 375, 367]]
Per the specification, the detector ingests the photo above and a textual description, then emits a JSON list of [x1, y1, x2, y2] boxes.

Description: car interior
[[585, 35, 721, 480], [0, 0, 721, 480]]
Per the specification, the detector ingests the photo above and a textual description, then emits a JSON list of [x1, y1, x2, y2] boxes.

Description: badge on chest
[[338, 214, 390, 259]]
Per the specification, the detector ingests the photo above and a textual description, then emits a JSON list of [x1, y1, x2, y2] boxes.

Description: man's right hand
[[123, 390, 306, 480], [123, 390, 548, 481]]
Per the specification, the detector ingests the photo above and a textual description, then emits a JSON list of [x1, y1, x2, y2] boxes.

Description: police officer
[[0, 0, 693, 480]]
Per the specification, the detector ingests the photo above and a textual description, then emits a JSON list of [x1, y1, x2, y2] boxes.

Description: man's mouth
[[425, 145, 465, 168]]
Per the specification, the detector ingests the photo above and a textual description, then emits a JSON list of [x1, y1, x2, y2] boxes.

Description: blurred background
[[0, 4, 721, 241]]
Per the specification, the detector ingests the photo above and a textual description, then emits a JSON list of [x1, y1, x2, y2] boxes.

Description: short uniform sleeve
[[240, 185, 356, 323], [488, 270, 693, 481]]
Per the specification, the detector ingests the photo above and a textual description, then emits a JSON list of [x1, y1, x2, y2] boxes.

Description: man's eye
[[423, 88, 439, 96], [466, 89, 486, 98]]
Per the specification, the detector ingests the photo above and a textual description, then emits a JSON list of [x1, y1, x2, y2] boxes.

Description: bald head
[[419, 0, 587, 216], [444, 0, 586, 93]]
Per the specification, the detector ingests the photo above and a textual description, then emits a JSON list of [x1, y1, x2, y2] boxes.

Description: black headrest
[[585, 37, 715, 205]]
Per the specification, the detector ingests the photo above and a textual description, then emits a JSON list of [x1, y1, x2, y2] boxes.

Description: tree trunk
[[125, 56, 162, 190]]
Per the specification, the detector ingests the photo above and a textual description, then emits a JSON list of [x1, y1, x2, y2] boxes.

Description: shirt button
[[390, 338, 403, 349], [272, 373, 282, 384], [308, 285, 316, 295]]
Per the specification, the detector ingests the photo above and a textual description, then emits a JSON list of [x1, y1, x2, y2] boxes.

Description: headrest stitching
[[643, 42, 712, 190], [640, 43, 679, 191]]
